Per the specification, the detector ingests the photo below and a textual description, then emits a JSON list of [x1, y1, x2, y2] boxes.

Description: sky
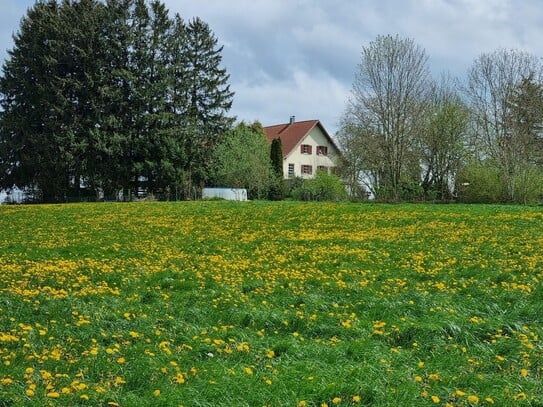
[[1, 1, 543, 135]]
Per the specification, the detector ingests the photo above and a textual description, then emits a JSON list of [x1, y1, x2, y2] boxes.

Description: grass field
[[0, 202, 543, 406]]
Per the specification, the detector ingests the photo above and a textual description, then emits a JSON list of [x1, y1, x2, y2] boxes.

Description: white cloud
[[231, 68, 350, 134]]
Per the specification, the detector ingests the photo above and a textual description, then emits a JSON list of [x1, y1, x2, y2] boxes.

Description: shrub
[[290, 171, 348, 201]]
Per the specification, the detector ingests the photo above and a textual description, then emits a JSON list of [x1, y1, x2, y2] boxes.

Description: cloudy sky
[[1, 0, 543, 134]]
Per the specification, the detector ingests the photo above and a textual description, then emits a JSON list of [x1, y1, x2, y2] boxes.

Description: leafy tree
[[466, 49, 543, 202], [268, 137, 284, 200], [419, 78, 468, 201], [210, 122, 272, 200], [340, 35, 432, 201]]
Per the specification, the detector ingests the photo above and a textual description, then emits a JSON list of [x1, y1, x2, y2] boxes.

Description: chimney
[[289, 115, 295, 124]]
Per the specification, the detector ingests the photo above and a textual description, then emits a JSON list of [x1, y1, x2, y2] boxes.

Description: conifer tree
[[0, 1, 71, 201], [269, 137, 284, 200], [182, 17, 235, 191]]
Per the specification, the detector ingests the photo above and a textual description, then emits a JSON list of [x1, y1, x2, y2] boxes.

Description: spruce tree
[[183, 17, 235, 191], [0, 1, 70, 202], [0, 0, 235, 202]]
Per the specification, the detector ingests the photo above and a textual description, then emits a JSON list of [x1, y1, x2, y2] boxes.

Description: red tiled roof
[[264, 119, 330, 157]]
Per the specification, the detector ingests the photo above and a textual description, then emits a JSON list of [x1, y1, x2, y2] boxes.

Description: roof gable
[[263, 119, 338, 157]]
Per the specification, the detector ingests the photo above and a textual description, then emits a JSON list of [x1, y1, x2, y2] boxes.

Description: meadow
[[0, 201, 542, 406]]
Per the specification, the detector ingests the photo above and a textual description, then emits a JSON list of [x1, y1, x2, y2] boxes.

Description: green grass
[[0, 202, 542, 406]]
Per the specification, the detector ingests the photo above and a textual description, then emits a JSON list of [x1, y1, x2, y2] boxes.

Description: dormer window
[[316, 146, 328, 156], [300, 144, 312, 154]]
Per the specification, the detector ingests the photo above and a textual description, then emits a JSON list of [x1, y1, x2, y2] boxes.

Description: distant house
[[263, 117, 341, 179]]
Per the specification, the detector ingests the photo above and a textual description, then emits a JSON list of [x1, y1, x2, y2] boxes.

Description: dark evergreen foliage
[[0, 0, 234, 202], [268, 137, 284, 200]]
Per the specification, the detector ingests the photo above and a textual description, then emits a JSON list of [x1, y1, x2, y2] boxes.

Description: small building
[[263, 117, 341, 179], [202, 188, 248, 201]]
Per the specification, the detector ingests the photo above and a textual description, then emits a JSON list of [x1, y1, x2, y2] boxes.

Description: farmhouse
[[263, 117, 341, 179]]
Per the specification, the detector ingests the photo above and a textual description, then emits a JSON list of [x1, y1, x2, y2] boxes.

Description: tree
[[340, 35, 431, 201], [0, 0, 234, 202], [0, 0, 108, 202], [419, 77, 468, 200], [210, 122, 273, 200], [268, 137, 284, 200], [181, 17, 235, 194], [465, 49, 543, 202]]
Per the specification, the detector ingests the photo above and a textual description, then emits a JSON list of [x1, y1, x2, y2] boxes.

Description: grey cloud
[[3, 0, 543, 135]]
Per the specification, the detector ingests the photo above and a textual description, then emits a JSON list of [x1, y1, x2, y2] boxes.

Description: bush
[[456, 161, 502, 203], [290, 171, 348, 201]]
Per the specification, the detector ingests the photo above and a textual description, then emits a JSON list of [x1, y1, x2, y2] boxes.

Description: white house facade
[[264, 118, 341, 179]]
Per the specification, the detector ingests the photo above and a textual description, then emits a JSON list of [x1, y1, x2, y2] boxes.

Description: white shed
[[202, 188, 248, 201]]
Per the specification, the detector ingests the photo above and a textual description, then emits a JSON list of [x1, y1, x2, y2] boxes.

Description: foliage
[[1, 202, 543, 406], [419, 78, 469, 201], [268, 137, 284, 200], [456, 160, 503, 203], [340, 34, 432, 201], [0, 0, 234, 202], [466, 50, 543, 203], [290, 171, 348, 201], [210, 122, 272, 200]]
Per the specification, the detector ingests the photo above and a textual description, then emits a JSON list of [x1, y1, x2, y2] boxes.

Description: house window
[[301, 165, 313, 175], [300, 144, 312, 154], [317, 166, 328, 173], [316, 146, 328, 156], [288, 163, 295, 178]]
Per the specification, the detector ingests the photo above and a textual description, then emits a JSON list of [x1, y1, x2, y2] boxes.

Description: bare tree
[[465, 49, 543, 202], [340, 35, 431, 200]]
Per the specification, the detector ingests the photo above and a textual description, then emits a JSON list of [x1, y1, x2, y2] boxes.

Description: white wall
[[284, 126, 339, 179], [202, 188, 248, 201]]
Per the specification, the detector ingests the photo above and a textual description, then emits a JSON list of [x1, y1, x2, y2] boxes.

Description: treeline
[[0, 0, 234, 202], [339, 35, 543, 204]]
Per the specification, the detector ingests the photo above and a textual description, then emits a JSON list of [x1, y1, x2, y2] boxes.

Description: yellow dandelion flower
[[153, 389, 161, 397], [514, 392, 527, 400], [244, 367, 254, 375], [46, 392, 60, 398], [431, 395, 440, 403], [428, 373, 441, 381], [266, 349, 275, 359], [414, 375, 423, 382], [520, 368, 529, 377], [297, 401, 307, 407], [467, 394, 479, 404], [116, 357, 125, 364], [174, 373, 185, 384], [332, 397, 341, 404], [455, 389, 466, 397], [25, 389, 35, 397], [352, 395, 361, 403], [80, 394, 89, 400], [484, 397, 494, 404]]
